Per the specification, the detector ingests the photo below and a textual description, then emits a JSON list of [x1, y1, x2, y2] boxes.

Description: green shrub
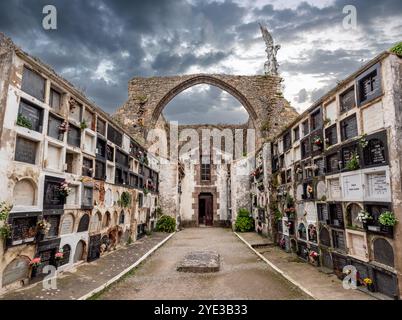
[[155, 215, 176, 233], [390, 42, 402, 56], [379, 211, 397, 226], [235, 208, 254, 232], [118, 191, 131, 208]]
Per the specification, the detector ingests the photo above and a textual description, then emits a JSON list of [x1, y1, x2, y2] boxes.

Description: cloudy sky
[[0, 0, 401, 124]]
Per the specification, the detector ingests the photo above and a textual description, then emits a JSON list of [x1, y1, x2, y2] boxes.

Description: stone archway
[[114, 73, 298, 145]]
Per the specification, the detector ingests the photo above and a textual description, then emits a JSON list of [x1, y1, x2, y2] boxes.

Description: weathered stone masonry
[[250, 51, 402, 300]]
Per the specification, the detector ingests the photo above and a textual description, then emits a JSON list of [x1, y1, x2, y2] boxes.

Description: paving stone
[[177, 250, 220, 273]]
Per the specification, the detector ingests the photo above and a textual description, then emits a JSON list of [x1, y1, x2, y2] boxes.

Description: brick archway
[[114, 73, 298, 145]]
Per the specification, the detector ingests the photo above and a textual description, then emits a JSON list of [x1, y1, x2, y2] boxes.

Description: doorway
[[198, 193, 213, 226]]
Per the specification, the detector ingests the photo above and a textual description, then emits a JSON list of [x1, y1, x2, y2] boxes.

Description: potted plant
[[379, 211, 397, 235], [16, 113, 33, 129]]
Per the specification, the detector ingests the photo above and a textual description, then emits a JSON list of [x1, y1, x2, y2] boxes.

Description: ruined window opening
[[340, 86, 355, 113], [340, 114, 358, 141], [18, 99, 44, 132], [21, 66, 45, 102], [67, 124, 81, 147], [82, 157, 93, 177], [50, 88, 62, 113], [48, 113, 64, 141], [15, 136, 38, 165]]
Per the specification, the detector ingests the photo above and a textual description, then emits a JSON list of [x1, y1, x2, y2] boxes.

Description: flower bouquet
[[30, 257, 41, 267], [312, 136, 323, 146], [55, 250, 64, 260], [37, 219, 51, 234], [356, 210, 372, 224], [58, 180, 72, 198]]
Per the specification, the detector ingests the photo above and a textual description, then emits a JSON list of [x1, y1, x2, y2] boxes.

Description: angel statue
[[259, 22, 280, 75]]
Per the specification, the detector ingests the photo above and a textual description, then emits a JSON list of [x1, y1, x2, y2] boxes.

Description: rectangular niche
[[106, 163, 115, 183], [65, 150, 81, 175], [83, 131, 96, 154], [66, 184, 79, 207], [46, 143, 63, 172], [83, 108, 95, 131], [363, 168, 391, 202], [346, 230, 368, 261], [327, 177, 341, 200], [341, 171, 363, 201], [362, 101, 384, 134], [15, 136, 39, 165]]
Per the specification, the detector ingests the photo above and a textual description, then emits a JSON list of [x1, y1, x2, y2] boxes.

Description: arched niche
[[77, 214, 90, 233], [2, 256, 30, 287], [13, 179, 37, 206], [319, 227, 331, 247], [346, 203, 363, 229], [90, 212, 102, 232], [373, 238, 394, 267]]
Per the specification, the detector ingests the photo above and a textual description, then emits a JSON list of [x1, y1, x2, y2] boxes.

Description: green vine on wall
[[0, 202, 13, 239]]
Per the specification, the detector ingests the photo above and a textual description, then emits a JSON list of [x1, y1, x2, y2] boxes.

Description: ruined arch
[[151, 75, 258, 126], [114, 73, 298, 145]]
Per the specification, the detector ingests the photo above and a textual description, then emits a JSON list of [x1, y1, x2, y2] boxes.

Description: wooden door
[[199, 194, 213, 226]]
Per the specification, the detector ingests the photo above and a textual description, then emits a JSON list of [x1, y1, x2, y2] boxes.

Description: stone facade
[[250, 51, 402, 299], [0, 35, 160, 294]]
